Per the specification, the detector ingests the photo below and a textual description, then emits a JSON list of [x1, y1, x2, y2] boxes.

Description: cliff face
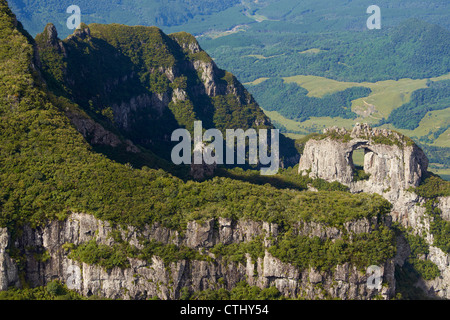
[[0, 213, 395, 300], [298, 123, 433, 226], [298, 123, 450, 299], [298, 123, 428, 193], [35, 24, 278, 165]]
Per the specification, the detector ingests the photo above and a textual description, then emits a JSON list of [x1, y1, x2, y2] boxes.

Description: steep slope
[[34, 21, 299, 167], [298, 124, 450, 299], [0, 0, 399, 300], [8, 0, 450, 39]]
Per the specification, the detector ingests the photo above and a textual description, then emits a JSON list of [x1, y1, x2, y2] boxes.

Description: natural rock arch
[[298, 123, 429, 194]]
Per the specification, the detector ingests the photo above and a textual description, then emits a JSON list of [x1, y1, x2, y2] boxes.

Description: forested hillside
[[34, 21, 302, 165], [2, 0, 450, 301], [9, 0, 450, 39], [8, 0, 241, 37], [387, 80, 450, 130], [203, 19, 450, 84], [8, 1, 450, 176], [247, 78, 371, 122], [0, 1, 401, 298]]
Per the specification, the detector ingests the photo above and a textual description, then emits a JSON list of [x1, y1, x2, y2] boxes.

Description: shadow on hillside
[[214, 167, 308, 191]]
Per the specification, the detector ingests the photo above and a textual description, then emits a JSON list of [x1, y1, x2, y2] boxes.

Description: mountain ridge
[[34, 20, 301, 168], [0, 0, 449, 300]]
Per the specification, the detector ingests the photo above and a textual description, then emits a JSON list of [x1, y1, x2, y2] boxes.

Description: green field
[[383, 107, 450, 148], [245, 77, 270, 86], [265, 110, 357, 135], [430, 167, 450, 181], [433, 127, 450, 148], [298, 48, 324, 54], [265, 73, 450, 151], [283, 73, 450, 123]]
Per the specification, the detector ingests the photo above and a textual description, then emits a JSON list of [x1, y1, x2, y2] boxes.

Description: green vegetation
[[187, 281, 284, 300], [210, 237, 265, 265], [216, 166, 350, 193], [137, 240, 207, 265], [9, 0, 450, 39], [0, 0, 393, 241], [34, 24, 68, 96], [408, 176, 450, 261], [394, 264, 432, 300], [403, 232, 440, 281], [9, 0, 450, 176], [268, 227, 396, 273], [198, 17, 450, 175], [149, 72, 170, 94], [173, 179, 390, 229], [66, 238, 208, 270], [1, 0, 442, 300], [370, 134, 401, 147], [393, 222, 441, 299], [387, 80, 450, 130], [0, 280, 86, 300], [425, 200, 450, 255], [8, 0, 243, 38], [353, 167, 371, 182], [67, 240, 131, 270], [418, 145, 450, 179], [34, 20, 288, 163], [203, 19, 450, 84], [412, 173, 450, 199]]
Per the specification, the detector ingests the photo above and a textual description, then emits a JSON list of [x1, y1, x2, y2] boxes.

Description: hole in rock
[[351, 149, 371, 181]]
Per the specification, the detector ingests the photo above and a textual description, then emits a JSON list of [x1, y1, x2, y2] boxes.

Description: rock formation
[[298, 123, 428, 193], [0, 1, 399, 301], [298, 123, 450, 299], [0, 213, 395, 300]]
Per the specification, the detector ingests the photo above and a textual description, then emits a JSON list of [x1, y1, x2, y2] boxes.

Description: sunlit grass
[[282, 73, 450, 120]]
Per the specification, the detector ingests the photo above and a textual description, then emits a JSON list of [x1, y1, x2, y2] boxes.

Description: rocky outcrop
[[193, 59, 223, 97], [111, 92, 170, 130], [421, 246, 450, 299], [400, 199, 450, 299], [66, 23, 91, 41], [66, 110, 140, 153], [0, 213, 395, 300], [189, 142, 217, 180], [298, 123, 450, 299], [298, 123, 428, 193], [0, 228, 19, 290], [438, 197, 450, 221]]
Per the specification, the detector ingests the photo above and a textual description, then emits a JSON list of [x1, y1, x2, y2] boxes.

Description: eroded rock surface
[[298, 123, 450, 299], [0, 213, 394, 300]]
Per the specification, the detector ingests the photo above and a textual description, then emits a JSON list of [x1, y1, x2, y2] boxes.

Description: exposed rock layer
[[298, 123, 428, 193], [0, 213, 395, 300]]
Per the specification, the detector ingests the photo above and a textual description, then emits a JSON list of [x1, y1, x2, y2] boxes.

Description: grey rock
[[0, 228, 19, 290], [0, 213, 397, 300], [298, 123, 428, 192]]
